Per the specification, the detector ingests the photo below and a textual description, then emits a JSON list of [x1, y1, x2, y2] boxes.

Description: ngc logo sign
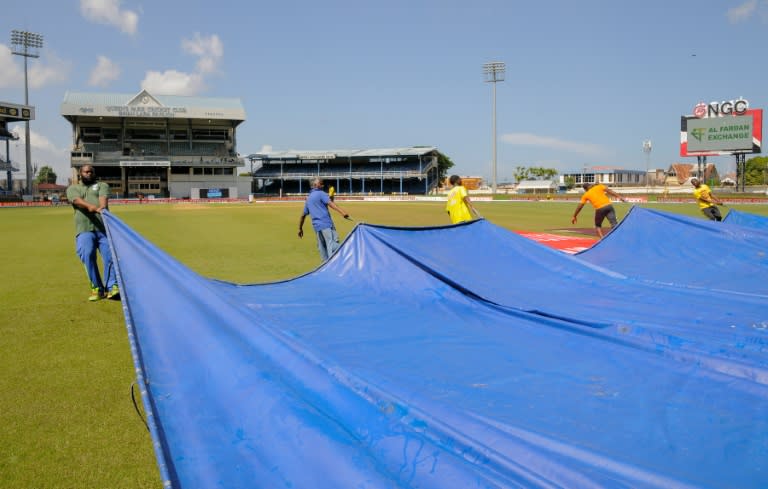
[[693, 98, 749, 118]]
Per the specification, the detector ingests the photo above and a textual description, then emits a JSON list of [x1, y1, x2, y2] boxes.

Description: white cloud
[[0, 44, 24, 88], [80, 0, 139, 35], [182, 33, 223, 74], [19, 128, 59, 154], [28, 52, 71, 89], [0, 44, 70, 89], [9, 128, 72, 185], [141, 70, 206, 96], [501, 132, 609, 157], [727, 0, 758, 23], [88, 55, 121, 87], [141, 33, 225, 95]]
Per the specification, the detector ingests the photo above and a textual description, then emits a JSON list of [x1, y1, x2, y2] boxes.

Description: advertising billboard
[[0, 101, 34, 121], [686, 115, 753, 153], [680, 108, 762, 157]]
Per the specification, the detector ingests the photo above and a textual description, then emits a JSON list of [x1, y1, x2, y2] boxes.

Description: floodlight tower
[[643, 139, 652, 188], [11, 29, 44, 195], [247, 153, 261, 193], [483, 61, 505, 194]]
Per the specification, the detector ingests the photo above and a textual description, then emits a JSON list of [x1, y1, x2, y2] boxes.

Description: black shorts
[[594, 205, 618, 227], [702, 206, 722, 221]]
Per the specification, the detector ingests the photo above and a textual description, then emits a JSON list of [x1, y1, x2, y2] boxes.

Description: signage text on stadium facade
[[105, 106, 188, 117], [693, 98, 749, 118]]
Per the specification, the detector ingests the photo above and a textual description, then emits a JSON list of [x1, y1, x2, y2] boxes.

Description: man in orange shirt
[[571, 183, 627, 238]]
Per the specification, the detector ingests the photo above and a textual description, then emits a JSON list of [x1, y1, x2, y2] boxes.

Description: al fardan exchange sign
[[686, 115, 754, 153]]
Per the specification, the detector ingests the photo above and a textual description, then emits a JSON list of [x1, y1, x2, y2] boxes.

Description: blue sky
[[1, 0, 766, 184]]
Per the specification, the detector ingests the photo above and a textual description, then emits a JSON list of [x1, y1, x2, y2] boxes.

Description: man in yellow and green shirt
[[445, 175, 480, 224], [691, 178, 723, 221]]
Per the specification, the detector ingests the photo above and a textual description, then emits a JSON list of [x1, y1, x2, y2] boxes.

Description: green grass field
[[2, 200, 767, 488]]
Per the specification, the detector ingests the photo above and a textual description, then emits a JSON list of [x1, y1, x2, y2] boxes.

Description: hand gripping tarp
[[102, 210, 768, 489]]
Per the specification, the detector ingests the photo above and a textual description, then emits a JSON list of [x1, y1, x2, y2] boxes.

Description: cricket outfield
[[1, 200, 766, 488]]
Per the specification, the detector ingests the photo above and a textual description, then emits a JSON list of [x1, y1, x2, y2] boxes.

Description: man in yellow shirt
[[571, 183, 627, 238], [445, 175, 480, 224], [691, 178, 723, 221]]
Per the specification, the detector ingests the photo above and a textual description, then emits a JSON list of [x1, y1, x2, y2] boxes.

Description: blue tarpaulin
[[723, 208, 768, 230], [577, 207, 768, 297], [103, 208, 768, 489]]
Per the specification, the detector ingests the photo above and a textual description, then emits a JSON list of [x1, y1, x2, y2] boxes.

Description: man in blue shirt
[[298, 178, 351, 261]]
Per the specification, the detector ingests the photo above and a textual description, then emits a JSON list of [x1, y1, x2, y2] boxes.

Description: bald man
[[66, 165, 119, 301]]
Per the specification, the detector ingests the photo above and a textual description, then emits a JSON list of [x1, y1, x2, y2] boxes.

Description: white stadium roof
[[61, 89, 245, 121], [251, 147, 438, 160], [516, 179, 558, 190]]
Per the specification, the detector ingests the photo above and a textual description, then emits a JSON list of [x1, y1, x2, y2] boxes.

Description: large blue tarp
[[723, 208, 768, 230], [576, 207, 768, 297], [103, 209, 768, 489]]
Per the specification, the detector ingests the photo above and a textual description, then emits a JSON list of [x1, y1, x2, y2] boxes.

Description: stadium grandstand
[[249, 147, 441, 196], [61, 90, 247, 199], [1, 100, 29, 199]]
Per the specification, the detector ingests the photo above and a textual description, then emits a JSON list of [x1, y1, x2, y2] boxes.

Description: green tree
[[528, 167, 545, 179], [513, 166, 530, 182], [744, 156, 768, 185], [540, 168, 558, 180], [564, 176, 576, 189], [435, 152, 455, 186], [520, 166, 557, 181], [36, 165, 57, 184]]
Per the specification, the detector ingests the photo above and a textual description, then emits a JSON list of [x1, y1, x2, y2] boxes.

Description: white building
[[61, 90, 249, 199], [559, 166, 647, 188]]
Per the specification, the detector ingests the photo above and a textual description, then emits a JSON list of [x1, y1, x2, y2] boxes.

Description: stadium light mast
[[483, 61, 505, 194], [246, 153, 261, 194], [643, 139, 652, 189], [11, 29, 43, 196]]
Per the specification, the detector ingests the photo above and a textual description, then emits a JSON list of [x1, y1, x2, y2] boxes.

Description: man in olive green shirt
[[66, 165, 119, 301]]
